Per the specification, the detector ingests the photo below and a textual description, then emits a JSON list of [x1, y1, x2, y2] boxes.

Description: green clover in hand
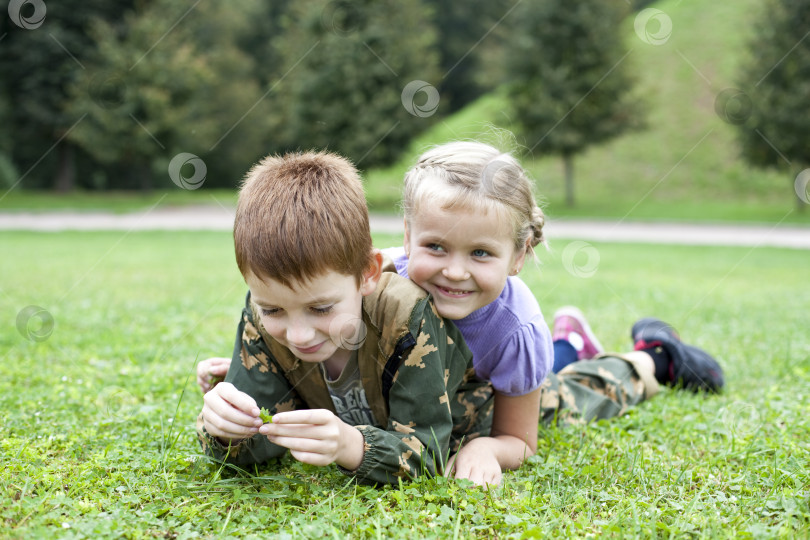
[[259, 407, 273, 424]]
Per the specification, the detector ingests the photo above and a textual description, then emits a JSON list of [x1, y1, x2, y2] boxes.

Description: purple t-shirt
[[384, 247, 553, 396]]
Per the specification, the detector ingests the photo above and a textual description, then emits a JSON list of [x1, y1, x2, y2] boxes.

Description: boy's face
[[404, 205, 526, 320], [246, 267, 378, 365]]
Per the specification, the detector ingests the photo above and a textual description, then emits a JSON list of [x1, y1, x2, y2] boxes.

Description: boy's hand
[[201, 382, 262, 442], [259, 409, 364, 470], [447, 437, 503, 488], [196, 357, 231, 394]]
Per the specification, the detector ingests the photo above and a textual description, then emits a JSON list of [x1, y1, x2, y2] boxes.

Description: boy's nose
[[285, 319, 316, 346]]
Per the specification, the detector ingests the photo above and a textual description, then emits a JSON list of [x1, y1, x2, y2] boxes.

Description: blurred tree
[[0, 0, 136, 191], [226, 0, 292, 160], [426, 0, 513, 113], [236, 0, 290, 90], [735, 0, 810, 211], [65, 0, 267, 190], [273, 0, 440, 168], [505, 0, 644, 206]]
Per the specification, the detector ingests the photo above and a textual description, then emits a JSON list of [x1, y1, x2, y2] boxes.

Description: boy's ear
[[360, 250, 384, 296]]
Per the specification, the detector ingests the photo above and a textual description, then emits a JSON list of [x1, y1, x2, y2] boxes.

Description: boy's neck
[[322, 348, 352, 380]]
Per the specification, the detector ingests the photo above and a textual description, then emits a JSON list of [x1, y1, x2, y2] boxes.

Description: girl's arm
[[451, 388, 540, 486], [489, 389, 540, 463]]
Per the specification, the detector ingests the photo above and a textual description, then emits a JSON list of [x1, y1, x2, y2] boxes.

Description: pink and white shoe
[[552, 306, 604, 360]]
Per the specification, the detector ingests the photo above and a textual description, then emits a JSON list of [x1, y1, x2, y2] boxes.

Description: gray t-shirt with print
[[321, 352, 378, 426]]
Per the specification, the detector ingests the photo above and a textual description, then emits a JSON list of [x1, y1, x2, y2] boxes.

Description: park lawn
[[1, 231, 809, 538], [0, 189, 240, 214]]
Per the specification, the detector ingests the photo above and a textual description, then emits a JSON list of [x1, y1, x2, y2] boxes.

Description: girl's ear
[[360, 250, 384, 296], [509, 239, 531, 276]]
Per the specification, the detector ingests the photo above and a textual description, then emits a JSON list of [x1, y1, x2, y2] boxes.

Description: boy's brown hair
[[234, 151, 373, 288]]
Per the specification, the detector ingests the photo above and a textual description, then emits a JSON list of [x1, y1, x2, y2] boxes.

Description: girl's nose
[[442, 257, 471, 281]]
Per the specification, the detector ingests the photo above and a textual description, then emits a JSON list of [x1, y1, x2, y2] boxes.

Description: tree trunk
[[140, 165, 152, 192], [131, 162, 152, 193], [563, 152, 575, 207], [54, 142, 75, 193]]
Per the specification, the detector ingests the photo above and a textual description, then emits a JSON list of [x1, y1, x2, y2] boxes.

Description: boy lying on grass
[[195, 151, 493, 485]]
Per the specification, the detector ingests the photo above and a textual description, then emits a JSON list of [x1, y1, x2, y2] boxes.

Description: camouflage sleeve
[[349, 308, 462, 485], [196, 297, 305, 466]]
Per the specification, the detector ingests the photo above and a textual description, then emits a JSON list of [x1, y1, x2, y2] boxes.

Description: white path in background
[[1, 207, 809, 249]]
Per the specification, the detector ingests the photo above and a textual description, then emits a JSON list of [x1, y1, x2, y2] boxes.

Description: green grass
[[0, 189, 239, 214], [2, 230, 809, 537]]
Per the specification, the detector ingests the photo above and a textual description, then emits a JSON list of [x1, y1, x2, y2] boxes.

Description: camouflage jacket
[[197, 273, 493, 485]]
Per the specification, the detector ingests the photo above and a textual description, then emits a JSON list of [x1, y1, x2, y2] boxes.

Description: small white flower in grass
[[62, 523, 71, 529]]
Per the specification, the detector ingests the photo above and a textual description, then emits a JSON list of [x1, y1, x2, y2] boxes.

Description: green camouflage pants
[[539, 354, 660, 427]]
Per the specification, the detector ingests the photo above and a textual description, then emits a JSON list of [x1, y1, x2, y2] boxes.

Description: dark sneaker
[[631, 317, 724, 392]]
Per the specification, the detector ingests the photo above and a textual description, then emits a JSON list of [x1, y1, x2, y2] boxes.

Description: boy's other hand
[[201, 382, 262, 442], [196, 357, 231, 394], [259, 409, 364, 470]]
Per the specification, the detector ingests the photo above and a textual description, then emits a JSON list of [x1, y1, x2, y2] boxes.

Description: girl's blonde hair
[[402, 141, 546, 254]]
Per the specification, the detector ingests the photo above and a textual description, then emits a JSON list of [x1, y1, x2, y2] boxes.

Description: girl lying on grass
[[382, 141, 552, 486], [383, 141, 724, 486]]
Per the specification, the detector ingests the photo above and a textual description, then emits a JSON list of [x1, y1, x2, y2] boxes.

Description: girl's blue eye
[[472, 249, 490, 257], [261, 308, 280, 317], [311, 306, 333, 315], [426, 243, 444, 252]]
